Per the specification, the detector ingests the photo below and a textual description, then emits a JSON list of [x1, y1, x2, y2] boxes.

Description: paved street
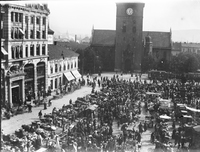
[[3, 73, 154, 152], [2, 86, 95, 135]]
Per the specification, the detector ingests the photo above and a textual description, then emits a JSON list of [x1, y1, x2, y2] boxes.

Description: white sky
[[3, 0, 200, 39], [47, 0, 200, 37]]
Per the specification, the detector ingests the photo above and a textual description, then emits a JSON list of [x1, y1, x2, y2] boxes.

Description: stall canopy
[[71, 70, 81, 79], [64, 72, 75, 81], [185, 106, 200, 113], [146, 92, 161, 96], [87, 104, 98, 111], [159, 114, 171, 119]]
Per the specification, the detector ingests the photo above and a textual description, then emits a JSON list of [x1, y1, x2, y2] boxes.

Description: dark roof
[[172, 42, 181, 50], [48, 28, 54, 35], [91, 29, 171, 49], [53, 41, 89, 50], [48, 44, 79, 60], [143, 31, 171, 48], [91, 30, 116, 46]]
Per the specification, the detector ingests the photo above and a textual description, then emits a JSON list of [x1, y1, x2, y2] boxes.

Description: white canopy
[[185, 106, 200, 113], [159, 114, 171, 119]]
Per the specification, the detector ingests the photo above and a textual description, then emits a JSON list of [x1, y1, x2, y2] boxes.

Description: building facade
[[3, 4, 49, 107], [115, 3, 145, 73], [48, 43, 80, 91], [172, 42, 200, 56]]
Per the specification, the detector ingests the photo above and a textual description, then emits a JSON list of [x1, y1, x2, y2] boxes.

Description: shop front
[[37, 62, 46, 97], [71, 70, 82, 80]]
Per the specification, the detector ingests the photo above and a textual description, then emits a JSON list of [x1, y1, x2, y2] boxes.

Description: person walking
[[38, 110, 42, 119]]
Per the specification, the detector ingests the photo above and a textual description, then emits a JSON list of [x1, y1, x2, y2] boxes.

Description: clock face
[[126, 8, 133, 15]]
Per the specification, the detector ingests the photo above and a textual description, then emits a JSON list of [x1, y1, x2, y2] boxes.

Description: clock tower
[[115, 3, 145, 73]]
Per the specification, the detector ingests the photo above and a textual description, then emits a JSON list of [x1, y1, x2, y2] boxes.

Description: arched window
[[64, 64, 66, 71], [11, 28, 14, 39], [74, 62, 76, 68], [67, 63, 70, 70], [11, 46, 15, 59]]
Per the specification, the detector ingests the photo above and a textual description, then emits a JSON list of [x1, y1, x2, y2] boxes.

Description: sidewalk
[[2, 86, 97, 135]]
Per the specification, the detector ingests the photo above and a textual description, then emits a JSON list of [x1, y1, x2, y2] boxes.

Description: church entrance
[[124, 58, 132, 73]]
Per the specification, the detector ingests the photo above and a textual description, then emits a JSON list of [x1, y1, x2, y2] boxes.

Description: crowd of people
[[2, 73, 200, 152]]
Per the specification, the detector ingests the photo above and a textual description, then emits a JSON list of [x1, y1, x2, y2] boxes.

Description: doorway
[[12, 87, 20, 105]]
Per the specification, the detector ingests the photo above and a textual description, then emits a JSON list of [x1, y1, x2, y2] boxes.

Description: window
[[20, 46, 23, 58], [64, 64, 66, 71], [31, 16, 34, 24], [30, 30, 34, 39], [15, 28, 18, 39], [11, 47, 15, 59], [25, 28, 28, 39], [15, 46, 19, 59], [75, 62, 76, 68], [59, 64, 62, 71], [50, 80, 53, 89], [19, 28, 23, 39], [19, 13, 22, 22], [11, 28, 14, 39], [11, 12, 14, 22], [122, 22, 126, 32], [36, 45, 40, 55], [37, 30, 40, 39], [26, 45, 28, 57], [55, 78, 57, 89], [71, 63, 73, 69], [43, 17, 46, 25], [67, 64, 70, 70], [36, 17, 40, 24], [55, 64, 58, 72], [50, 66, 53, 74], [15, 13, 18, 22], [30, 45, 34, 56], [42, 45, 46, 55], [42, 30, 46, 39], [25, 16, 28, 24]]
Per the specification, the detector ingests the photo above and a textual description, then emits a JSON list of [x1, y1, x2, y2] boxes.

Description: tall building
[[3, 4, 50, 107], [115, 3, 145, 73]]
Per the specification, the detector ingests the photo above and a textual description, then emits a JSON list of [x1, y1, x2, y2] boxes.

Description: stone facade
[[115, 3, 145, 73], [2, 3, 50, 107]]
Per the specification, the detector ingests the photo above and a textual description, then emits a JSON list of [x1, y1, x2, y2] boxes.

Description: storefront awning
[[64, 72, 75, 81], [1, 47, 8, 55], [71, 70, 82, 79]]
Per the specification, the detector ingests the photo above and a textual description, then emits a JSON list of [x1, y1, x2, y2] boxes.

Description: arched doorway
[[24, 64, 34, 101], [37, 62, 45, 97]]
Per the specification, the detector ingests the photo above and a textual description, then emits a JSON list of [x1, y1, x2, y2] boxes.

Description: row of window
[[50, 62, 77, 74], [11, 44, 46, 59], [11, 27, 46, 39], [11, 12, 46, 26]]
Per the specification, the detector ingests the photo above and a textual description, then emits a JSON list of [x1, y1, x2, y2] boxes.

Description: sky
[[47, 0, 200, 38], [3, 0, 200, 41]]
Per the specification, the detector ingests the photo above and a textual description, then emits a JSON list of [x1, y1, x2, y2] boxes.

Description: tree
[[169, 52, 200, 73], [141, 54, 156, 72]]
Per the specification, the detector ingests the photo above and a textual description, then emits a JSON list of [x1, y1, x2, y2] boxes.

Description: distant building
[[172, 42, 200, 56], [91, 29, 172, 72], [2, 3, 50, 107], [47, 29, 81, 92], [81, 36, 90, 43]]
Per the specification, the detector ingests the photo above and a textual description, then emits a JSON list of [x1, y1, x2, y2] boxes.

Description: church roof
[[143, 31, 171, 48], [91, 30, 116, 46], [91, 29, 171, 49], [48, 44, 79, 60]]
